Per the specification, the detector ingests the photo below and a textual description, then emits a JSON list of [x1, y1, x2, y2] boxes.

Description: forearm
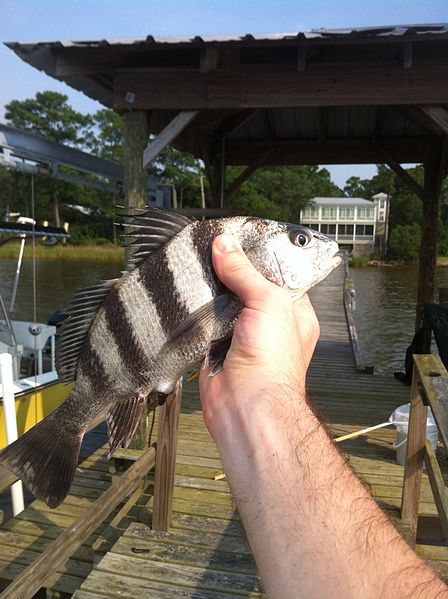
[[210, 386, 447, 599]]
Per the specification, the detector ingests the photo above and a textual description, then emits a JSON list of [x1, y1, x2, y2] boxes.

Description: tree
[[5, 92, 94, 226], [5, 91, 92, 147], [86, 109, 124, 163], [226, 165, 341, 222], [388, 223, 421, 261], [154, 146, 204, 208]]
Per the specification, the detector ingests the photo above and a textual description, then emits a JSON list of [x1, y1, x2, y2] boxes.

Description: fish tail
[[0, 412, 84, 509]]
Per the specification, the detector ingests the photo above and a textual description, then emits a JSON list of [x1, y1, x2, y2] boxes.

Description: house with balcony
[[300, 192, 389, 256]]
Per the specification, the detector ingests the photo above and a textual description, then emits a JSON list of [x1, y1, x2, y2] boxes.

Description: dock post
[[152, 378, 182, 531]]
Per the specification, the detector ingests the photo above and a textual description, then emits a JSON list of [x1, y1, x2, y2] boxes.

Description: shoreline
[[0, 243, 124, 263]]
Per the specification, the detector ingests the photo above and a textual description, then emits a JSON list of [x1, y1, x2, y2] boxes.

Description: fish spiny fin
[[106, 395, 147, 458], [56, 279, 118, 383], [122, 207, 192, 270]]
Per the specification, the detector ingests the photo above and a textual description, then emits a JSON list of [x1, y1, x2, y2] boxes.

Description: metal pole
[[9, 235, 26, 313], [0, 353, 24, 515]]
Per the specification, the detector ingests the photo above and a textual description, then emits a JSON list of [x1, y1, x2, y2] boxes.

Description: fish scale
[[0, 208, 340, 507]]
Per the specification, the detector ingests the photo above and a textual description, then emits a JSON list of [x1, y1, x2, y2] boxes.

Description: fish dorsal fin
[[123, 208, 192, 270], [56, 279, 118, 383]]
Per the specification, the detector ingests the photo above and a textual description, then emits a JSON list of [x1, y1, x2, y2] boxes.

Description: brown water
[[1, 257, 447, 376], [351, 266, 448, 375]]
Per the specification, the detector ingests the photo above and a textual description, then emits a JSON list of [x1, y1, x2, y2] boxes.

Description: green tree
[[388, 223, 421, 261], [5, 92, 95, 226], [86, 109, 124, 163], [154, 146, 204, 208], [226, 165, 340, 222], [5, 91, 92, 146], [343, 176, 368, 197]]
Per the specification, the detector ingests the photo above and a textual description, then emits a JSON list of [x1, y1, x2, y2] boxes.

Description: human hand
[[199, 234, 320, 437]]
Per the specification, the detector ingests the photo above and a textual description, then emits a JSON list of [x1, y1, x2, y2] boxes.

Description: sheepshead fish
[[0, 209, 340, 507]]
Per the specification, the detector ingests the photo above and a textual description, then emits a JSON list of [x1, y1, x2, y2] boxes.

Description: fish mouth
[[290, 250, 343, 301]]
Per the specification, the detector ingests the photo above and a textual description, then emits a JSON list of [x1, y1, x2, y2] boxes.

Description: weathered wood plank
[[0, 447, 156, 599], [153, 380, 182, 531]]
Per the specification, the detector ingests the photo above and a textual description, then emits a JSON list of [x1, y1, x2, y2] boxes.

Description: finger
[[212, 234, 276, 307]]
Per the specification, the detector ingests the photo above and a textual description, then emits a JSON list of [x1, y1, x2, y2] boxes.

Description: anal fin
[[106, 395, 147, 458]]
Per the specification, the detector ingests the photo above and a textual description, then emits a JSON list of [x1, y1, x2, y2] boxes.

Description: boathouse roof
[[5, 23, 448, 170], [310, 197, 374, 207]]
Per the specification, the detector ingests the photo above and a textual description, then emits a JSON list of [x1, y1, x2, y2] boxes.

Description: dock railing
[[401, 354, 448, 545], [343, 257, 374, 374], [0, 381, 183, 598]]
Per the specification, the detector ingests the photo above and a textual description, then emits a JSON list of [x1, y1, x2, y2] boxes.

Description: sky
[[1, 0, 448, 189]]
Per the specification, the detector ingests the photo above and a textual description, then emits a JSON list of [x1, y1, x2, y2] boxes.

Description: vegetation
[[350, 256, 370, 268], [0, 242, 123, 263], [1, 91, 448, 265]]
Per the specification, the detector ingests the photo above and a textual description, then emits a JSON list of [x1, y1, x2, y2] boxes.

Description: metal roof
[[6, 23, 448, 48], [310, 197, 374, 206]]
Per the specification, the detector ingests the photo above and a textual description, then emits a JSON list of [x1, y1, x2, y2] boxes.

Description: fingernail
[[215, 234, 241, 253]]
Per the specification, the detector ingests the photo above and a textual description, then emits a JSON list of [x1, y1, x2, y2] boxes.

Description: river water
[[1, 256, 447, 376]]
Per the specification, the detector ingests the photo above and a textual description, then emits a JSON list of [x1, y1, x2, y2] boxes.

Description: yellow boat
[[0, 374, 72, 449]]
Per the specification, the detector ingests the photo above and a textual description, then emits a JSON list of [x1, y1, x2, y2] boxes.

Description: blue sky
[[2, 0, 448, 188]]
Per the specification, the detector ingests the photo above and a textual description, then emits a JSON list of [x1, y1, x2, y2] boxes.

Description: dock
[[0, 264, 447, 597]]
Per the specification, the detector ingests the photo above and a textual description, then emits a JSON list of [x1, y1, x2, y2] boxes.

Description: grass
[[0, 242, 124, 263], [349, 256, 370, 268]]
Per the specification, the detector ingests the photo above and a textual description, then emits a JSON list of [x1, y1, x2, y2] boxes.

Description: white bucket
[[389, 403, 438, 467]]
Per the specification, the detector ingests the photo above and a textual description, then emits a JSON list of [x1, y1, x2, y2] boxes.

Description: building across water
[[300, 192, 389, 256]]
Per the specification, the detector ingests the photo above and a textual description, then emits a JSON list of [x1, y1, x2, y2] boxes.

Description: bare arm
[[199, 234, 447, 599]]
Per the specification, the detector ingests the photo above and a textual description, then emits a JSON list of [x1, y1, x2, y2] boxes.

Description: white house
[[300, 192, 389, 256]]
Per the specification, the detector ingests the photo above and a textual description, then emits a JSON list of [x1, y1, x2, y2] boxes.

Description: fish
[[0, 208, 341, 508]]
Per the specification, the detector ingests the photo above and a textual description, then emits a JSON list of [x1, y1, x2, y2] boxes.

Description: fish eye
[[297, 233, 308, 247]]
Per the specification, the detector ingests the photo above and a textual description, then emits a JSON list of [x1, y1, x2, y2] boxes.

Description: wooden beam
[[143, 110, 198, 167], [200, 47, 219, 72], [114, 64, 448, 110], [0, 446, 156, 599], [208, 109, 258, 141], [418, 105, 448, 137], [297, 46, 307, 71], [401, 364, 427, 545], [403, 42, 413, 68], [224, 147, 272, 199], [415, 145, 444, 337], [394, 106, 443, 138], [222, 138, 431, 166], [152, 379, 182, 531], [123, 111, 149, 267], [379, 145, 424, 200]]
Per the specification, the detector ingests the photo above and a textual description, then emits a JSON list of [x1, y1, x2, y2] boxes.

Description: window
[[320, 224, 329, 234], [380, 199, 385, 209], [328, 224, 336, 235], [355, 225, 374, 236], [302, 206, 319, 219], [339, 208, 355, 220], [338, 224, 354, 236], [321, 207, 337, 220], [379, 212, 385, 222], [357, 207, 373, 220]]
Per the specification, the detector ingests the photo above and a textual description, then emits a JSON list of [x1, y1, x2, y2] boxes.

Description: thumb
[[212, 234, 275, 308]]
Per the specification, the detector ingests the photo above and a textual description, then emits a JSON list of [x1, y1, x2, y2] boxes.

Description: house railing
[[401, 354, 448, 545]]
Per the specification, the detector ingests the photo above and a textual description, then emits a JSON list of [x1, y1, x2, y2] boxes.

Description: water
[[351, 266, 448, 375], [0, 258, 121, 323], [1, 256, 447, 377]]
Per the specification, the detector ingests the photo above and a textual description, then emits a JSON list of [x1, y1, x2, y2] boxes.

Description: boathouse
[[1, 23, 448, 598]]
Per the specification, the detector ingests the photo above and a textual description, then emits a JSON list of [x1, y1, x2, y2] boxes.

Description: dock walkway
[[0, 265, 447, 597]]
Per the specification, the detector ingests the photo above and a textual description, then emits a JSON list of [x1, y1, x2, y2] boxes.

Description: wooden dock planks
[[1, 265, 448, 596]]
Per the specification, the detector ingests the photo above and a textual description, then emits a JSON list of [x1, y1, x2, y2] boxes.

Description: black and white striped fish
[[0, 209, 341, 507]]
